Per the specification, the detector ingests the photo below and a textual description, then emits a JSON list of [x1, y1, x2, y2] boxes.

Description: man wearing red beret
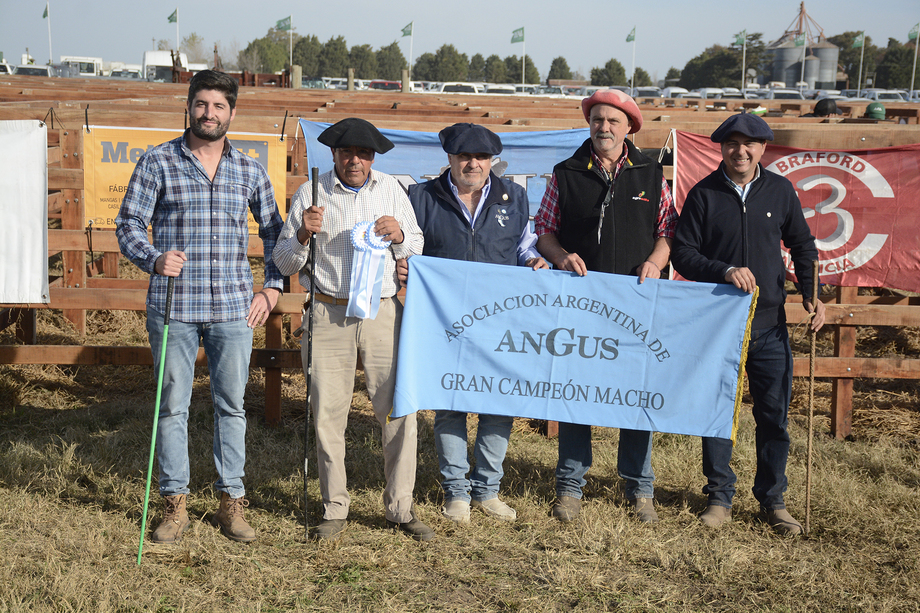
[[534, 88, 677, 524]]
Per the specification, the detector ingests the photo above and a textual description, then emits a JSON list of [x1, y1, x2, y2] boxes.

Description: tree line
[[176, 28, 918, 89]]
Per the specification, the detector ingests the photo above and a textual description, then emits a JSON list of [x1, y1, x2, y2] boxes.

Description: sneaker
[[699, 504, 732, 528], [151, 494, 190, 544], [765, 508, 803, 536], [441, 500, 471, 525], [629, 497, 659, 523], [472, 498, 517, 521], [311, 518, 347, 540], [551, 496, 581, 522], [213, 492, 256, 543], [387, 510, 435, 542]]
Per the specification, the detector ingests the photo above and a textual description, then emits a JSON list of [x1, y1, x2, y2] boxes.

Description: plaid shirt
[[273, 169, 424, 299], [116, 131, 284, 323], [534, 142, 677, 239]]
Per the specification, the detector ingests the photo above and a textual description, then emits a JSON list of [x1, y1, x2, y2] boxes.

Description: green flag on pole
[[794, 32, 805, 47], [735, 30, 746, 46], [852, 32, 864, 48], [276, 16, 291, 31], [402, 22, 413, 37], [511, 27, 524, 43], [626, 27, 636, 43], [42, 3, 48, 18], [909, 23, 919, 41], [168, 9, 177, 23]]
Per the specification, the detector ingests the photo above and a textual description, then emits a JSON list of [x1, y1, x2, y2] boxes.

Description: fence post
[[61, 128, 86, 336], [831, 286, 858, 439]]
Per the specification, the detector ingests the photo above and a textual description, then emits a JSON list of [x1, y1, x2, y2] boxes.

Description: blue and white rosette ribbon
[[346, 220, 391, 319]]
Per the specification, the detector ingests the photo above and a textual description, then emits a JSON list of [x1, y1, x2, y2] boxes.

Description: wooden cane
[[805, 260, 819, 535]]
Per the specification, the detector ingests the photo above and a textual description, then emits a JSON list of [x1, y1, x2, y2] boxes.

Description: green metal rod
[[137, 275, 175, 565]]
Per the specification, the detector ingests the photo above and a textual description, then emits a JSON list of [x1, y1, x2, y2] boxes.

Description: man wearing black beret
[[274, 118, 432, 541], [672, 112, 826, 535], [399, 123, 547, 526]]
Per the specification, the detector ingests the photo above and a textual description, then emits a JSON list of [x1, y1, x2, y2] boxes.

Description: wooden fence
[[1, 76, 919, 437]]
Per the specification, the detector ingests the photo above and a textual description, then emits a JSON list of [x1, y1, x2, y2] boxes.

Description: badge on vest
[[494, 208, 510, 227], [632, 191, 650, 202]]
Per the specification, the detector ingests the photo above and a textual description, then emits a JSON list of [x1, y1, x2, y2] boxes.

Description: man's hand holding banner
[[393, 256, 757, 441]]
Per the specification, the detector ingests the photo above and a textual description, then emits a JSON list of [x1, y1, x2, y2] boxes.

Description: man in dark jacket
[[534, 89, 678, 524], [672, 112, 826, 535], [400, 123, 547, 526]]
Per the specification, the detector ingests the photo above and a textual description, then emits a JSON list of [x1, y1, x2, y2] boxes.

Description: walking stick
[[137, 275, 175, 565], [303, 167, 319, 540], [805, 260, 819, 535]]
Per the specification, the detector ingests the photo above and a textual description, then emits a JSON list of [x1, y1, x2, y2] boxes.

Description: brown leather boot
[[213, 492, 256, 542], [151, 494, 190, 544]]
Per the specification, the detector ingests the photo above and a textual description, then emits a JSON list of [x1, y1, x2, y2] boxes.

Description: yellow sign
[[83, 126, 286, 233]]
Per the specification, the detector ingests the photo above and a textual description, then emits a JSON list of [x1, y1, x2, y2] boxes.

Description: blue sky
[[2, 1, 917, 81]]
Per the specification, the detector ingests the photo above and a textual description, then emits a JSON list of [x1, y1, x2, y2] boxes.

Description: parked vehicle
[[631, 86, 662, 98], [301, 77, 326, 89], [764, 89, 805, 100], [110, 69, 141, 79], [437, 82, 484, 93], [15, 65, 56, 77], [368, 79, 401, 90], [860, 89, 907, 102], [142, 50, 188, 82], [0, 62, 14, 75], [60, 55, 103, 76], [662, 86, 688, 98], [486, 84, 516, 95]]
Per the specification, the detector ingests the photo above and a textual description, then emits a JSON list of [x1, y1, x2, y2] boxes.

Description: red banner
[[673, 130, 920, 293]]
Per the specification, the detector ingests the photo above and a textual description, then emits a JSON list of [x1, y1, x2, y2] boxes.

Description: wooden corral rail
[[2, 79, 920, 436]]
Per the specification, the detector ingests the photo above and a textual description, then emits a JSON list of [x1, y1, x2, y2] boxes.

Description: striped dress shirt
[[273, 169, 424, 299]]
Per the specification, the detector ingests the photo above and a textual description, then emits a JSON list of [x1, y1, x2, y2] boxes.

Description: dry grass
[[1, 300, 919, 612]]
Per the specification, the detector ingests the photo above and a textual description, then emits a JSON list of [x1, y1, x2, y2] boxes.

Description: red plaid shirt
[[535, 142, 676, 239]]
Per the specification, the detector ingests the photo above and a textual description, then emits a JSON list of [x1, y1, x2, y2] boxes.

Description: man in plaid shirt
[[116, 70, 284, 545], [534, 88, 677, 525]]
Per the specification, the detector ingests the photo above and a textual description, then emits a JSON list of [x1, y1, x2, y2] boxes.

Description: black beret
[[438, 123, 503, 156], [710, 113, 774, 143], [317, 117, 394, 154], [814, 98, 839, 117]]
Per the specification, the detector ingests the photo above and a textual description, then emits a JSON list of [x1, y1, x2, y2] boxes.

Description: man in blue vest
[[534, 89, 677, 524], [399, 123, 548, 525]]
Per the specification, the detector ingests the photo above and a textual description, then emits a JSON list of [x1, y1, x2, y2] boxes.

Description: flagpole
[[409, 28, 414, 81], [46, 2, 52, 66], [741, 37, 747, 91], [175, 9, 179, 54], [857, 33, 865, 93], [631, 36, 636, 90], [521, 40, 525, 90], [799, 34, 806, 88], [911, 24, 918, 93], [289, 15, 293, 68]]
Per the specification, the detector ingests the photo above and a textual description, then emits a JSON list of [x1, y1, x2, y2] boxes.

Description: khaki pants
[[303, 297, 417, 523]]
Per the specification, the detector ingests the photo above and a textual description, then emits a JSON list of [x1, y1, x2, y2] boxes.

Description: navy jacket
[[408, 170, 529, 265], [672, 164, 818, 329]]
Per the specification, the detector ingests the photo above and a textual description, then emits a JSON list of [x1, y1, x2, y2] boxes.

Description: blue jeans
[[702, 325, 792, 510], [556, 424, 654, 500], [434, 410, 513, 502], [146, 306, 252, 499]]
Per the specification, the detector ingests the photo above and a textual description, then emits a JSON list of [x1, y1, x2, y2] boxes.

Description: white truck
[[142, 50, 188, 82], [60, 56, 103, 76]]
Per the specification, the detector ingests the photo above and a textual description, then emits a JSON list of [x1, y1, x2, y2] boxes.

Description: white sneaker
[[441, 499, 471, 525], [472, 497, 517, 521]]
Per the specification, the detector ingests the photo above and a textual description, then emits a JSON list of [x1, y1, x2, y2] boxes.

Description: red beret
[[581, 89, 643, 134]]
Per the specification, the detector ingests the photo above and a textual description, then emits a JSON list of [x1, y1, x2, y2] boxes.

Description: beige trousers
[[303, 297, 418, 523]]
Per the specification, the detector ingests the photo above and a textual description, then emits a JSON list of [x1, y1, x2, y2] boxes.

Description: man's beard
[[189, 115, 229, 141]]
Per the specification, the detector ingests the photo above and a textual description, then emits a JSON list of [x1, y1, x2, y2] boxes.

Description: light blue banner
[[393, 256, 757, 440], [300, 119, 588, 218]]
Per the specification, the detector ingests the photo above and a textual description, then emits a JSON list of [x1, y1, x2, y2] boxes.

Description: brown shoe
[[629, 497, 659, 523], [765, 508, 803, 536], [151, 494, 190, 544], [699, 504, 732, 528], [551, 496, 581, 522], [387, 510, 435, 541], [213, 492, 256, 543]]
